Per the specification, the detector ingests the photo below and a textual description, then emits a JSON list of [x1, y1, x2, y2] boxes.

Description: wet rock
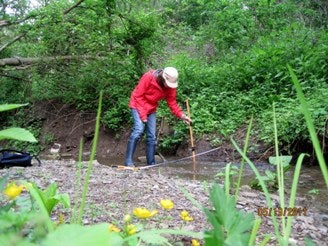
[[318, 226, 327, 235], [50, 143, 61, 154], [321, 214, 328, 221], [240, 191, 259, 198], [43, 153, 61, 160], [61, 153, 73, 159]]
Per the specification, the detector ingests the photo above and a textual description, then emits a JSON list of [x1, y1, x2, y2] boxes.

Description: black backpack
[[0, 149, 41, 168]]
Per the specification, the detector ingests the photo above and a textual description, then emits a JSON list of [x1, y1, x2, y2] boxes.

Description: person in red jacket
[[125, 67, 191, 167]]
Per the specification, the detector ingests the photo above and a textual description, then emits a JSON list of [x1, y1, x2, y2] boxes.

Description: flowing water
[[98, 156, 327, 214], [161, 160, 327, 212]]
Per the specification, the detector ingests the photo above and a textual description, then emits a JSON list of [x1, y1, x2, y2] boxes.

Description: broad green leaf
[[56, 194, 70, 208], [43, 183, 58, 201], [15, 196, 33, 213], [0, 128, 37, 142], [126, 228, 202, 244], [225, 233, 250, 246], [0, 203, 13, 214], [0, 104, 28, 112], [228, 212, 254, 235], [22, 182, 54, 232], [42, 223, 119, 246], [0, 210, 32, 231], [33, 183, 70, 215], [288, 65, 328, 187], [203, 183, 253, 245], [138, 233, 169, 245]]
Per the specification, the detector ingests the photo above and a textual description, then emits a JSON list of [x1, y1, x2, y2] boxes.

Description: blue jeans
[[125, 109, 156, 166]]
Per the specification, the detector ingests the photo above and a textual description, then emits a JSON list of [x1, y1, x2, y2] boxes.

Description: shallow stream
[[98, 156, 327, 214]]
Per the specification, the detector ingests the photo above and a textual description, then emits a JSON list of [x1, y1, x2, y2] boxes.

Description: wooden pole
[[185, 99, 196, 165]]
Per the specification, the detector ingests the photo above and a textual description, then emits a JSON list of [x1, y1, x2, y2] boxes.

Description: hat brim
[[164, 79, 178, 88]]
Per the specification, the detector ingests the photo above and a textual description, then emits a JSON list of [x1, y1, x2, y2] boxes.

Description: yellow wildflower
[[58, 213, 65, 224], [133, 207, 158, 219], [3, 182, 24, 200], [191, 239, 200, 246], [54, 213, 66, 228], [160, 199, 174, 210], [126, 224, 137, 235], [180, 210, 194, 221], [108, 224, 121, 233]]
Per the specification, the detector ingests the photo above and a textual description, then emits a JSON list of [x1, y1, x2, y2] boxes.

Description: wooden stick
[[185, 99, 196, 164]]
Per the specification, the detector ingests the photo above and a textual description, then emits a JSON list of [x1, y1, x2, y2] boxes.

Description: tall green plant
[[28, 182, 70, 216], [232, 138, 300, 245], [288, 65, 328, 188], [273, 103, 286, 233], [22, 181, 70, 233], [231, 142, 281, 244], [231, 95, 315, 245], [284, 153, 307, 242], [76, 90, 103, 224], [235, 116, 253, 200], [71, 138, 84, 224]]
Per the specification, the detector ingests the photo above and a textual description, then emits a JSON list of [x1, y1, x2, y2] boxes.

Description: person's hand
[[181, 114, 192, 125]]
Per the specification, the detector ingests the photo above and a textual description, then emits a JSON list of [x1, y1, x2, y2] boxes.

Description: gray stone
[[50, 143, 61, 154]]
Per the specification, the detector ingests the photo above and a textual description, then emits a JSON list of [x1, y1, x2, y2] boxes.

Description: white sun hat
[[163, 67, 178, 88]]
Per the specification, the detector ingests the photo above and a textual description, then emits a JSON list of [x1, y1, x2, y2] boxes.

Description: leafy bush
[[204, 184, 254, 245]]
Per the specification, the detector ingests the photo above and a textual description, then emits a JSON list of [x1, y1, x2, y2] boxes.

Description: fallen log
[[0, 55, 103, 67]]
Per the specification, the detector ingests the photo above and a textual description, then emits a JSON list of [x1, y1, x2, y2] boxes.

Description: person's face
[[159, 72, 168, 87]]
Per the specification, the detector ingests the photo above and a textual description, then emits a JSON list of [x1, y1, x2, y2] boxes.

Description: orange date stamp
[[257, 207, 307, 217]]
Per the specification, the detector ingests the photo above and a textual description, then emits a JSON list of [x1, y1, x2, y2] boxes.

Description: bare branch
[[0, 20, 8, 26], [0, 55, 105, 67], [2, 65, 33, 70], [0, 73, 30, 82], [63, 0, 85, 15], [1, 0, 86, 53], [0, 15, 36, 28], [0, 34, 25, 53]]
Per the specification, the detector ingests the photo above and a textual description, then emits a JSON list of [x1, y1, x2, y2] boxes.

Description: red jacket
[[129, 70, 183, 121]]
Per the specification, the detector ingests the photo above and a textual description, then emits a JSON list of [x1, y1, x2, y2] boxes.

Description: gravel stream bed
[[1, 159, 327, 245]]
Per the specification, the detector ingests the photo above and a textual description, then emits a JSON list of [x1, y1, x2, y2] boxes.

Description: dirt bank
[[35, 100, 270, 164]]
